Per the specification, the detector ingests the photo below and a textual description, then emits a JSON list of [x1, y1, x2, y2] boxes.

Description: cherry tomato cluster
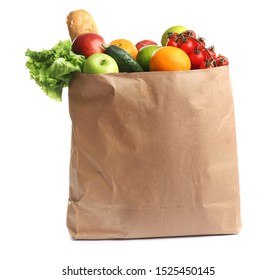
[[166, 30, 229, 69]]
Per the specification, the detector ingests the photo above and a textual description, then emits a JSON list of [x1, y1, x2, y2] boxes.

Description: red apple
[[135, 40, 158, 51], [72, 33, 106, 58]]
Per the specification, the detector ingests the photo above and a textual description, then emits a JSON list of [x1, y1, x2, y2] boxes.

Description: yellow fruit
[[149, 46, 191, 71], [108, 39, 138, 59]]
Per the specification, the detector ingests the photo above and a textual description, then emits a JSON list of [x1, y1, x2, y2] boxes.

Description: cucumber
[[104, 45, 144, 73]]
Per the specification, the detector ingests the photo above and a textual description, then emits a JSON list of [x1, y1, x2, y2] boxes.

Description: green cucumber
[[103, 45, 144, 73]]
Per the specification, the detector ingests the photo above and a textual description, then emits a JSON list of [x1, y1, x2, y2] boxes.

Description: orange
[[149, 46, 191, 71], [108, 39, 138, 59]]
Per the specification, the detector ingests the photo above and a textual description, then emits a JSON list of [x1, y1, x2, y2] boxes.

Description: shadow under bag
[[67, 66, 241, 239]]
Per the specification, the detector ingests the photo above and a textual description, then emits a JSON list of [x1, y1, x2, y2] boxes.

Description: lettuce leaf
[[25, 40, 85, 101]]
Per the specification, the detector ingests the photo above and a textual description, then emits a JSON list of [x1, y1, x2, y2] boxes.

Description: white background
[[1, 0, 276, 279]]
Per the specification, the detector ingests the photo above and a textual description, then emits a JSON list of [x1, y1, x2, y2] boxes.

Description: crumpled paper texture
[[67, 66, 241, 239]]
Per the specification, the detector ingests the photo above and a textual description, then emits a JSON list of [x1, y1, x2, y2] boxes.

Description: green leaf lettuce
[[25, 40, 85, 101]]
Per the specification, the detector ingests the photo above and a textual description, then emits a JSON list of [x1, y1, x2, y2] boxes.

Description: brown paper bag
[[67, 66, 241, 239]]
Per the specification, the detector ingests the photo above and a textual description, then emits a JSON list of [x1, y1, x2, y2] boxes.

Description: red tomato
[[178, 38, 194, 54], [181, 30, 197, 38], [189, 49, 205, 69], [197, 37, 206, 46], [215, 55, 229, 66], [203, 45, 216, 59], [166, 38, 179, 47], [167, 32, 179, 41], [199, 59, 214, 69]]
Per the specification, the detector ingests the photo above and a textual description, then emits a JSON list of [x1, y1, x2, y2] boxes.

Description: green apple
[[136, 45, 161, 71], [83, 53, 119, 74], [161, 25, 187, 46]]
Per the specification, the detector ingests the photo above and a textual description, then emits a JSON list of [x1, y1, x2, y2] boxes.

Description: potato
[[66, 9, 99, 41]]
